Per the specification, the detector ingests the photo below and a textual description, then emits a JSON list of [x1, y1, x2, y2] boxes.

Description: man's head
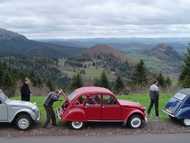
[[24, 77, 30, 84], [153, 80, 159, 86]]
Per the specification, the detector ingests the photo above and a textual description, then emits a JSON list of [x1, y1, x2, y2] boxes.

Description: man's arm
[[52, 94, 59, 101]]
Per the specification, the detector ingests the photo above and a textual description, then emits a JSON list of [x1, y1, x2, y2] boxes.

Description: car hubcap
[[18, 118, 30, 130], [71, 121, 83, 129], [184, 119, 190, 126], [131, 117, 141, 128]]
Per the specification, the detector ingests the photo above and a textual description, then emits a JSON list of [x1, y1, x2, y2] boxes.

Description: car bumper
[[162, 109, 175, 117], [145, 116, 148, 123], [56, 108, 62, 120], [33, 110, 40, 121]]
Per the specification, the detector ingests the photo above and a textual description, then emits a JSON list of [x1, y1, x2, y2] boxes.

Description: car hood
[[6, 99, 37, 109], [118, 99, 143, 108]]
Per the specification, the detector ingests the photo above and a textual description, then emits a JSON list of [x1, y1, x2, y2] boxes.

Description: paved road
[[0, 133, 190, 143]]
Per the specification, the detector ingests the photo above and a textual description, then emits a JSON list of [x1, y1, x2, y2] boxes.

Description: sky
[[0, 0, 190, 39]]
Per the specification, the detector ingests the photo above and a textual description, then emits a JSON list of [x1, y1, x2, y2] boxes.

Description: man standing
[[147, 80, 160, 118], [20, 77, 31, 102], [43, 89, 66, 128]]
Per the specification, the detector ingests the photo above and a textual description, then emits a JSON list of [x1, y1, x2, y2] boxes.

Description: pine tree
[[114, 76, 124, 93], [46, 80, 55, 91], [94, 78, 101, 86], [70, 73, 83, 90], [165, 76, 172, 88], [94, 71, 110, 89], [179, 48, 190, 87], [133, 59, 147, 86], [157, 72, 165, 87], [100, 71, 110, 89]]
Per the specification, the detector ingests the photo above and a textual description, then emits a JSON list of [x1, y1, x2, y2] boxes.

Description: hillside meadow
[[12, 92, 172, 125]]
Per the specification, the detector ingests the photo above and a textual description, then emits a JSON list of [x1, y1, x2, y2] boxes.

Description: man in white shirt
[[147, 80, 160, 117]]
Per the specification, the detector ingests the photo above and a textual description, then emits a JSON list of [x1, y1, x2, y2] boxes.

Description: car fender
[[62, 107, 86, 122], [124, 109, 145, 123], [9, 108, 36, 122], [176, 107, 190, 119]]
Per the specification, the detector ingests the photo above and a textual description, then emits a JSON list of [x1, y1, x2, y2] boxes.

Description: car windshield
[[68, 91, 77, 101], [174, 92, 187, 101], [0, 90, 8, 101]]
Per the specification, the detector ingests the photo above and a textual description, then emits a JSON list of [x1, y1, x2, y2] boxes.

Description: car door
[[0, 98, 8, 121], [181, 97, 190, 118], [84, 94, 101, 121], [101, 94, 122, 120]]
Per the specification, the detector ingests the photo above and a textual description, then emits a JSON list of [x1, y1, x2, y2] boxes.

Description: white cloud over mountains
[[0, 0, 190, 39]]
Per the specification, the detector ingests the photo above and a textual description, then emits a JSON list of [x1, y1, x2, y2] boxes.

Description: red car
[[58, 86, 147, 130]]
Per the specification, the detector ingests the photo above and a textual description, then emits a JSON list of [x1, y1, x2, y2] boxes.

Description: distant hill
[[43, 37, 190, 55], [43, 38, 188, 76], [84, 45, 128, 62], [0, 28, 84, 58], [0, 28, 27, 40], [148, 43, 182, 62]]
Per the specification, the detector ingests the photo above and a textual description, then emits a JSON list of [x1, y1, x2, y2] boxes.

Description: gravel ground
[[0, 119, 190, 137]]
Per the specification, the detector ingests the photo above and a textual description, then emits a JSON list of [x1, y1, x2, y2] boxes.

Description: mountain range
[[0, 28, 188, 76], [0, 28, 83, 58]]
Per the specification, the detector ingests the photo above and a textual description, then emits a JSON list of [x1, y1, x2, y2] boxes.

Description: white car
[[0, 89, 40, 130]]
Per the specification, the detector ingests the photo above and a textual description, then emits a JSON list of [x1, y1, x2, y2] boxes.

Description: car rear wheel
[[70, 121, 84, 130], [128, 114, 143, 129], [15, 114, 32, 130], [183, 119, 190, 127]]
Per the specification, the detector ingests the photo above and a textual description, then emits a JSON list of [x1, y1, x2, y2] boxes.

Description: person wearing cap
[[20, 77, 31, 101], [43, 89, 66, 128], [147, 80, 160, 118]]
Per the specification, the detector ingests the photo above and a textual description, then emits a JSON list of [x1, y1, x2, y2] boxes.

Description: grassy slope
[[62, 66, 114, 81], [12, 92, 172, 124]]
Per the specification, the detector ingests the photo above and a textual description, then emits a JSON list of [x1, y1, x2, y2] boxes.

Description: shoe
[[155, 117, 160, 121]]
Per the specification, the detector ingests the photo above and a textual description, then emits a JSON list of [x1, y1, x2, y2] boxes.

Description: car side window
[[76, 95, 87, 105], [102, 95, 117, 105], [85, 95, 101, 106]]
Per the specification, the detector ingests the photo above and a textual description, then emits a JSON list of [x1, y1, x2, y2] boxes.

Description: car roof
[[73, 86, 113, 97], [179, 88, 190, 96]]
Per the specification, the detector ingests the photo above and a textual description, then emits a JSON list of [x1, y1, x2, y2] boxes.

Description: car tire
[[127, 114, 143, 129], [15, 114, 32, 130], [183, 119, 190, 127], [70, 121, 84, 130]]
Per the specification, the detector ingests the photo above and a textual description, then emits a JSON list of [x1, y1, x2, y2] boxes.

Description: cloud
[[0, 0, 190, 38]]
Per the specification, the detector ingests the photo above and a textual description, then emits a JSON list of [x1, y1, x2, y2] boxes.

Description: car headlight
[[32, 106, 38, 112]]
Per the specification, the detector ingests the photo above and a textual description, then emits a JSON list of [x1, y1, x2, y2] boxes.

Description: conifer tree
[[179, 48, 190, 87], [157, 72, 165, 88], [114, 76, 124, 92], [132, 59, 147, 86], [70, 73, 83, 90]]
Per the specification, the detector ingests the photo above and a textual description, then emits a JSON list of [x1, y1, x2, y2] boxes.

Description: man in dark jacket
[[20, 78, 31, 101], [43, 89, 66, 128], [147, 80, 160, 118]]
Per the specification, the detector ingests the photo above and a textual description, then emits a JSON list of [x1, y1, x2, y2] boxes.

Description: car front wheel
[[128, 114, 143, 129], [183, 119, 190, 127], [70, 121, 84, 130], [15, 114, 32, 130]]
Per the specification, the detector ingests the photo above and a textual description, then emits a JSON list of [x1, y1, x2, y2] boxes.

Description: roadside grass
[[119, 92, 172, 120], [11, 92, 172, 125]]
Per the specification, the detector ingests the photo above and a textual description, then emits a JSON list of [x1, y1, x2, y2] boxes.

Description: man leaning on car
[[43, 89, 66, 128]]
